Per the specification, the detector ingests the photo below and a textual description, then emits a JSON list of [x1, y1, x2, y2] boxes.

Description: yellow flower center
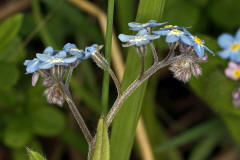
[[170, 29, 182, 35], [164, 25, 173, 28], [231, 43, 240, 51], [233, 69, 240, 78], [194, 36, 202, 45], [51, 58, 64, 63]]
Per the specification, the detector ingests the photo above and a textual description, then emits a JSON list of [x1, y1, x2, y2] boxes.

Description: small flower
[[44, 84, 64, 107], [183, 28, 214, 58], [84, 44, 103, 58], [37, 50, 77, 69], [63, 43, 85, 59], [128, 20, 167, 31], [169, 56, 202, 83], [153, 26, 192, 45], [224, 61, 240, 80], [118, 29, 160, 47], [24, 58, 41, 73], [217, 28, 240, 62]]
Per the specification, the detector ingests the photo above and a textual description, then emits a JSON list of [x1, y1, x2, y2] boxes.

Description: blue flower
[[128, 20, 167, 31], [153, 26, 192, 45], [63, 43, 85, 59], [183, 28, 213, 58], [217, 28, 240, 62], [37, 50, 77, 69], [24, 58, 41, 73], [118, 29, 160, 47], [84, 44, 104, 59]]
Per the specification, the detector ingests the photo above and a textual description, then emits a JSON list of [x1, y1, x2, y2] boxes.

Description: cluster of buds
[[24, 43, 106, 106]]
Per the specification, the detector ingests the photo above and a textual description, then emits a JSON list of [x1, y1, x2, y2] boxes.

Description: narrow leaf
[[92, 117, 110, 160]]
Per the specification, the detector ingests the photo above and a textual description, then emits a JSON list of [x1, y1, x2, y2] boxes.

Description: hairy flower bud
[[32, 72, 39, 86], [44, 84, 64, 107], [90, 51, 109, 71], [170, 57, 202, 83]]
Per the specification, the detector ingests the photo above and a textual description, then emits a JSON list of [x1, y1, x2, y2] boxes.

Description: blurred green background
[[0, 0, 240, 159]]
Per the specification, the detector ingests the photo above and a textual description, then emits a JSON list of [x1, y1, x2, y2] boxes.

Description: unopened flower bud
[[136, 45, 147, 57], [32, 72, 39, 86], [44, 84, 65, 107], [191, 63, 202, 77], [90, 52, 109, 71]]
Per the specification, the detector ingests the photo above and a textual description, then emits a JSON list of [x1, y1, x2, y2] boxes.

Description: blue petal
[[204, 46, 214, 55], [54, 51, 66, 58], [118, 34, 135, 42], [24, 60, 31, 66], [217, 33, 234, 49], [146, 34, 160, 41], [152, 30, 168, 36], [36, 54, 52, 62], [166, 35, 179, 43], [43, 46, 54, 55], [84, 44, 98, 58], [194, 44, 204, 58], [136, 29, 149, 36], [26, 59, 40, 73], [128, 22, 141, 29], [180, 35, 193, 46], [230, 52, 240, 62], [136, 40, 149, 46], [63, 56, 77, 63], [38, 62, 54, 69], [63, 43, 77, 50], [69, 50, 85, 58], [235, 28, 240, 41], [218, 50, 231, 59]]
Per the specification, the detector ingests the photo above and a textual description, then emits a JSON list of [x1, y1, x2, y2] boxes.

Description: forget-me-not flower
[[37, 50, 77, 69], [63, 43, 85, 59], [118, 29, 160, 47], [183, 28, 213, 58], [217, 28, 240, 62], [128, 20, 167, 31], [153, 26, 192, 45]]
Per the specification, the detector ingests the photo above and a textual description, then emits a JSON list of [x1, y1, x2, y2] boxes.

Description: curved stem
[[58, 82, 93, 146], [105, 55, 182, 127], [149, 41, 158, 64], [108, 68, 122, 96]]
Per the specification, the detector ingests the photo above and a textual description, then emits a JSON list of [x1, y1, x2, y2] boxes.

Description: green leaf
[[0, 61, 19, 91], [3, 115, 33, 149], [92, 117, 110, 160], [0, 14, 23, 51], [30, 106, 65, 136], [110, 0, 166, 160], [27, 148, 46, 160]]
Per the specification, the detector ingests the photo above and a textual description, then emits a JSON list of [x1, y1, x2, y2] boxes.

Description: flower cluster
[[24, 43, 103, 106], [218, 28, 240, 107], [118, 20, 213, 82]]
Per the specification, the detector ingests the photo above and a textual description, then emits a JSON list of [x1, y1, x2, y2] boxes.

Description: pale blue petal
[[146, 34, 160, 41], [36, 54, 51, 61], [128, 22, 141, 28], [204, 46, 214, 55], [43, 46, 53, 55], [180, 35, 193, 46], [166, 35, 179, 43], [63, 56, 77, 63], [218, 50, 231, 59], [118, 34, 135, 42], [230, 52, 240, 62], [24, 60, 31, 66], [194, 44, 204, 58], [136, 29, 149, 36], [26, 59, 40, 73], [136, 40, 149, 46], [38, 62, 54, 69], [235, 28, 240, 41], [152, 30, 168, 36], [63, 43, 77, 50], [69, 50, 85, 58], [55, 51, 66, 58], [217, 33, 234, 49]]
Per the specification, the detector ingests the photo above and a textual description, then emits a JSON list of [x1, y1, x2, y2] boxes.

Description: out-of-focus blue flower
[[183, 28, 213, 58], [43, 46, 54, 55], [118, 29, 160, 47], [217, 29, 240, 62], [24, 58, 41, 73], [153, 26, 192, 45], [37, 50, 77, 69], [128, 20, 167, 31], [63, 43, 85, 59]]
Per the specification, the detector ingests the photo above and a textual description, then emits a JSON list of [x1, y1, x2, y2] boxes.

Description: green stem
[[101, 0, 115, 115]]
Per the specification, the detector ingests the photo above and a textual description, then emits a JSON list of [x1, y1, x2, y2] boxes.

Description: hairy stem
[[139, 56, 145, 79], [108, 67, 122, 96], [149, 41, 159, 64], [59, 82, 93, 146], [65, 67, 73, 89], [105, 55, 182, 127]]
